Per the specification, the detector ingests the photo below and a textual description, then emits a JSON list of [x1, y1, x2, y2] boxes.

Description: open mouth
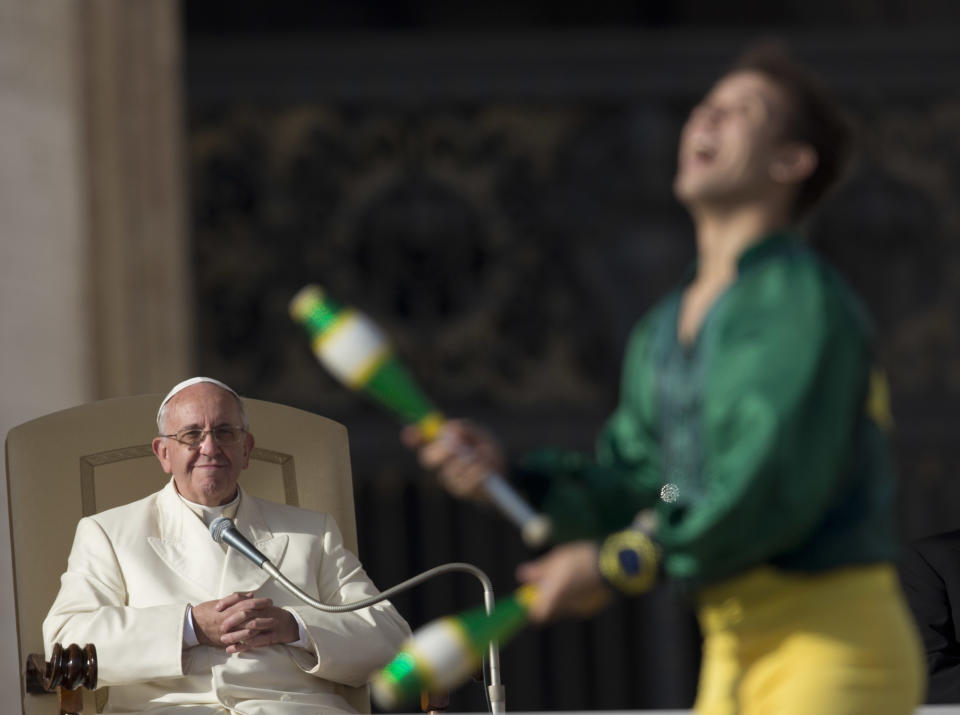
[[689, 135, 717, 164]]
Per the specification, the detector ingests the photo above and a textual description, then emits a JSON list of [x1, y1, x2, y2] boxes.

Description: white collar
[[177, 489, 241, 526]]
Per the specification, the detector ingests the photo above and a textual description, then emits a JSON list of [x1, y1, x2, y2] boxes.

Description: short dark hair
[[729, 41, 856, 220]]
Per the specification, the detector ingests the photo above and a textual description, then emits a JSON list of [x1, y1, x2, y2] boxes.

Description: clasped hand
[[192, 592, 299, 654]]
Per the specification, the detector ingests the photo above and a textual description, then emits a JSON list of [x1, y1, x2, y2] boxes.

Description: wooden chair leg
[[421, 689, 449, 713], [57, 686, 84, 715]]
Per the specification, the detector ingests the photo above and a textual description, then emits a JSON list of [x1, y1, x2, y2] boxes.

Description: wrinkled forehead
[[164, 383, 245, 429]]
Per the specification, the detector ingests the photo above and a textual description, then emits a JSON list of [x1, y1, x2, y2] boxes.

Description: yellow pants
[[694, 564, 925, 715]]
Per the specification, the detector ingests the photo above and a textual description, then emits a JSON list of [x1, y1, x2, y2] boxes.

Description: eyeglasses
[[160, 425, 247, 449]]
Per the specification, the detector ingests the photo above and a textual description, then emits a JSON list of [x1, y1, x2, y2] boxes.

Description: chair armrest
[[25, 643, 98, 694]]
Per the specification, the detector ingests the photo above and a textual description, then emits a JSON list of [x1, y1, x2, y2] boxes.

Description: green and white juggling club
[[370, 584, 538, 710], [289, 285, 553, 548]]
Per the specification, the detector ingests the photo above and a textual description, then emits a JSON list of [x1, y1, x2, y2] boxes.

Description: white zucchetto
[[156, 376, 241, 429]]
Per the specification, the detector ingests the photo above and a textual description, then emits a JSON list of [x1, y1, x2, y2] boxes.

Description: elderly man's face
[[152, 383, 254, 506]]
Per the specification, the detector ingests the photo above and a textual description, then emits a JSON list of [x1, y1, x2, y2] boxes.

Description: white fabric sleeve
[[42, 517, 188, 685], [285, 513, 411, 686], [283, 607, 310, 649]]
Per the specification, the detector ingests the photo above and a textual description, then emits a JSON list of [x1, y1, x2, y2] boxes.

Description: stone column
[[0, 0, 191, 698]]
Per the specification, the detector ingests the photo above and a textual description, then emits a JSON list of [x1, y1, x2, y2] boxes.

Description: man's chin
[[674, 174, 716, 204], [179, 475, 238, 506], [673, 175, 701, 205]]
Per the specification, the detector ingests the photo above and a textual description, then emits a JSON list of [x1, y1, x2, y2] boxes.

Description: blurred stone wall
[[1, 0, 191, 705]]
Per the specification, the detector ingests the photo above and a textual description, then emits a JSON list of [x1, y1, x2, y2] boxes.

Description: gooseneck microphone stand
[[210, 517, 506, 713]]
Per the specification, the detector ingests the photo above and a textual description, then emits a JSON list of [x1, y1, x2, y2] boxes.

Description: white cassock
[[43, 479, 411, 714]]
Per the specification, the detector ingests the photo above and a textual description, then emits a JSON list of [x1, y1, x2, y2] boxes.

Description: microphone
[[209, 516, 509, 711], [289, 284, 553, 548], [210, 517, 325, 609], [210, 516, 268, 567]]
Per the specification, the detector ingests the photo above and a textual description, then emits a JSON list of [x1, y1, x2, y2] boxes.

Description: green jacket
[[521, 232, 898, 589]]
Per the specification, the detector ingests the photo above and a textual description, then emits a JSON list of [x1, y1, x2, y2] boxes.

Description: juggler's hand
[[401, 419, 506, 501], [516, 541, 613, 623]]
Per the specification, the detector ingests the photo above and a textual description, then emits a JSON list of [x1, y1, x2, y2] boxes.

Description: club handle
[[482, 472, 552, 548]]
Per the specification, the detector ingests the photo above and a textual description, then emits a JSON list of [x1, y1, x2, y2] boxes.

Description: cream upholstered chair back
[[5, 394, 369, 714]]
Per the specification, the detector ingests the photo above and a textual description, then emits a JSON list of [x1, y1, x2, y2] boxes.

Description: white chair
[[6, 394, 368, 714]]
